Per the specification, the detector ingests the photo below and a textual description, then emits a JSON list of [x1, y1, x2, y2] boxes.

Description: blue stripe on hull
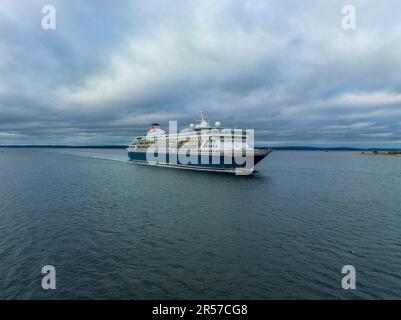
[[127, 152, 267, 170]]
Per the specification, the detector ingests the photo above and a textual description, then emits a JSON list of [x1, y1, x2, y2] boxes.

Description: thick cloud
[[0, 0, 401, 146]]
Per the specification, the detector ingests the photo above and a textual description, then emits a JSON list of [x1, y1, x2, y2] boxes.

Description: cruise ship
[[127, 114, 272, 175]]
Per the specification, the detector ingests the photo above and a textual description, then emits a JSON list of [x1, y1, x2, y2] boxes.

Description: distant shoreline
[[356, 151, 401, 157], [1, 145, 401, 152]]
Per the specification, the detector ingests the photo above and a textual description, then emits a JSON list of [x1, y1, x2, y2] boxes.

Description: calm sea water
[[0, 148, 400, 299]]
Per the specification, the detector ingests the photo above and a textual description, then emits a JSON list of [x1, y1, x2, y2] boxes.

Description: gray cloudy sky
[[1, 0, 401, 146]]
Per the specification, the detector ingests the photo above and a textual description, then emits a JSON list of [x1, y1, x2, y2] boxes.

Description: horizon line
[[1, 145, 401, 151]]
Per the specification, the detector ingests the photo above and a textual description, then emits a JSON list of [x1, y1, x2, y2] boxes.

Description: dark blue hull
[[127, 150, 271, 174]]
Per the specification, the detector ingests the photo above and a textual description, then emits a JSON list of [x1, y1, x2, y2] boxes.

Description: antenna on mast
[[196, 111, 209, 128]]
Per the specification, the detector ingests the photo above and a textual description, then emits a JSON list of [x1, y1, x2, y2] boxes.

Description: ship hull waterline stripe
[[130, 160, 251, 174]]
